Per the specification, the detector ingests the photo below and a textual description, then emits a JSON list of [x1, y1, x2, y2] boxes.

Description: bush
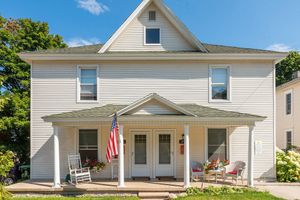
[[276, 150, 300, 182], [186, 186, 255, 196], [0, 150, 14, 199]]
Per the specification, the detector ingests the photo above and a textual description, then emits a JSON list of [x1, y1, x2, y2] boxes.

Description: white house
[[19, 0, 286, 188]]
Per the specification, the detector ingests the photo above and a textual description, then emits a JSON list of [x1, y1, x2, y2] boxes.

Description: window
[[79, 130, 98, 161], [145, 28, 160, 45], [78, 66, 98, 101], [149, 11, 156, 21], [210, 66, 230, 101], [286, 92, 292, 115], [286, 131, 293, 149], [207, 129, 227, 161]]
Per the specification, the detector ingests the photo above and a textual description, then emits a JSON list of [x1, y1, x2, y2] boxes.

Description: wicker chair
[[190, 161, 205, 182], [223, 161, 246, 185]]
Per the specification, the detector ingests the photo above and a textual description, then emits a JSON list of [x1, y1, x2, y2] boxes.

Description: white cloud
[[77, 0, 109, 15], [66, 38, 101, 47], [266, 43, 293, 52]]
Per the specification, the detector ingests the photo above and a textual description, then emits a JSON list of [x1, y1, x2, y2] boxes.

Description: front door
[[131, 130, 152, 178], [154, 130, 174, 178]]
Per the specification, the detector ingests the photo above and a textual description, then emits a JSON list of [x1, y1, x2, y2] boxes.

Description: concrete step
[[138, 192, 169, 199]]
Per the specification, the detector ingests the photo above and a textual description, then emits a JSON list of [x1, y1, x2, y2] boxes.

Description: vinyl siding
[[108, 3, 196, 52], [276, 82, 300, 149], [31, 60, 275, 180]]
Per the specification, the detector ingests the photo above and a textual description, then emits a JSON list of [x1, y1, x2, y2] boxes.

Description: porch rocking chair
[[190, 161, 205, 182], [223, 161, 246, 185], [68, 154, 92, 184]]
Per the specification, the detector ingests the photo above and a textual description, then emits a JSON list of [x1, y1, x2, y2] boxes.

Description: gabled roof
[[98, 0, 208, 53], [42, 93, 265, 122], [114, 93, 196, 117]]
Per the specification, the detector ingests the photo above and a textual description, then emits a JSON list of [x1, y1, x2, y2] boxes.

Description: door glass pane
[[207, 129, 227, 161], [135, 135, 147, 165], [159, 134, 171, 164]]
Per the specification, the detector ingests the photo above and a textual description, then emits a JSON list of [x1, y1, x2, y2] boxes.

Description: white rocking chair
[[68, 154, 92, 184]]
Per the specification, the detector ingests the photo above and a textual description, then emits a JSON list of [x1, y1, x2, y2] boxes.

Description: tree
[[0, 16, 66, 164], [276, 51, 300, 86]]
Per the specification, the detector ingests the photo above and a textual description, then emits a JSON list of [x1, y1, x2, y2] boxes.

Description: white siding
[[108, 3, 196, 52], [31, 60, 275, 180]]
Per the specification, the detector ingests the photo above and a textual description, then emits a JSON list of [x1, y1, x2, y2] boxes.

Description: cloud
[[77, 0, 109, 15], [66, 38, 101, 47], [266, 43, 294, 52]]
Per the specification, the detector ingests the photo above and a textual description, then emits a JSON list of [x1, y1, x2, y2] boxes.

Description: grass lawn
[[12, 197, 139, 200], [177, 191, 283, 200]]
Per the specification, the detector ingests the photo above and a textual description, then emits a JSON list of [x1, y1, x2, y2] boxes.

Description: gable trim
[[111, 93, 197, 117], [98, 0, 207, 53]]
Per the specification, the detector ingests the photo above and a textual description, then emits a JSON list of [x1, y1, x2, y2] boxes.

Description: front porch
[[41, 93, 264, 189], [7, 179, 247, 195]]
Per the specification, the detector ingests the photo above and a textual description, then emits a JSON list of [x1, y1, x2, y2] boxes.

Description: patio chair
[[68, 154, 92, 184], [223, 161, 246, 185], [190, 161, 205, 182]]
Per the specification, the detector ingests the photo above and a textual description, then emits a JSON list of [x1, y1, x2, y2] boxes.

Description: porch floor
[[7, 179, 247, 195]]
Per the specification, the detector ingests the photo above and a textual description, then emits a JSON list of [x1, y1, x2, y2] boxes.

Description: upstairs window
[[149, 11, 156, 21], [210, 66, 230, 101], [145, 28, 160, 45], [285, 92, 292, 115], [78, 66, 98, 102]]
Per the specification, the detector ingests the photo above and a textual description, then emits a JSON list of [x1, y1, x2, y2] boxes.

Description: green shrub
[[0, 150, 14, 199], [186, 186, 255, 196], [276, 150, 300, 182]]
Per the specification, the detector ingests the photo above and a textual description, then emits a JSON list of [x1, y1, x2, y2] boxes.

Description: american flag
[[106, 113, 119, 163]]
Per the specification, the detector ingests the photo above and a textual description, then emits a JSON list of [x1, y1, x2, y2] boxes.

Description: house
[[19, 0, 287, 188], [276, 71, 300, 149]]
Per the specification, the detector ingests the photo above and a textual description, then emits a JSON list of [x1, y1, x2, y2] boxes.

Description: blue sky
[[1, 0, 299, 51]]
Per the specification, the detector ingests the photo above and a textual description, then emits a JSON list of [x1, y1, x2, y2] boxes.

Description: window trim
[[76, 128, 101, 161], [205, 127, 229, 161], [144, 27, 161, 46], [285, 129, 293, 149], [209, 65, 231, 103], [284, 89, 293, 116], [77, 65, 99, 103]]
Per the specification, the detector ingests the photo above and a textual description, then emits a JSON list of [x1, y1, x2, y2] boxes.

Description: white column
[[118, 125, 125, 188], [184, 125, 190, 188], [248, 125, 255, 187], [53, 125, 61, 188]]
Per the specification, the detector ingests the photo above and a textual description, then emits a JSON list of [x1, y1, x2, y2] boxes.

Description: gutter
[[18, 53, 288, 63]]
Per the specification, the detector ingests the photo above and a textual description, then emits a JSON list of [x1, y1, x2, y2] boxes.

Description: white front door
[[154, 130, 174, 178], [131, 130, 152, 178]]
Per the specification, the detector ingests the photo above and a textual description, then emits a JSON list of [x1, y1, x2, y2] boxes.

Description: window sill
[[209, 99, 232, 103], [77, 100, 99, 104], [144, 43, 161, 46]]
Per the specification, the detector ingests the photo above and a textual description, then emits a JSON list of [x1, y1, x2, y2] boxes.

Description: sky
[[0, 0, 299, 51]]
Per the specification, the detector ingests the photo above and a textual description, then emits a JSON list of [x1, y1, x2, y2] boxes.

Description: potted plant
[[82, 159, 106, 173]]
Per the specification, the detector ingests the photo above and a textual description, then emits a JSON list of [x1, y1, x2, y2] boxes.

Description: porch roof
[[42, 103, 265, 123]]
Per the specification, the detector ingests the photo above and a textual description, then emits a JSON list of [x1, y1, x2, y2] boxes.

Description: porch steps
[[138, 192, 170, 200]]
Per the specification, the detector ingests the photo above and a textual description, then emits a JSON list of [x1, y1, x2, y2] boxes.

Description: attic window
[[145, 28, 160, 45], [149, 11, 156, 21]]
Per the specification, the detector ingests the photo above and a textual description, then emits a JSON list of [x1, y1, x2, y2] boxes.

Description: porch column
[[184, 125, 190, 188], [53, 125, 61, 188], [247, 125, 255, 187], [118, 125, 125, 188]]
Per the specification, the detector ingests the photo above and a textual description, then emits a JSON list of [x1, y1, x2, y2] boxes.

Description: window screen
[[211, 67, 228, 100], [207, 129, 227, 161], [149, 11, 156, 21], [79, 129, 98, 161], [145, 28, 160, 44], [286, 131, 292, 148], [80, 68, 97, 101]]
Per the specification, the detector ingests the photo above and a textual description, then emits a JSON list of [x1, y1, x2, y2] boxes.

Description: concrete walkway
[[257, 185, 300, 200]]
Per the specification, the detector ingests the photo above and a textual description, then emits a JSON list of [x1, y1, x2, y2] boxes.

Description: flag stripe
[[106, 113, 119, 163]]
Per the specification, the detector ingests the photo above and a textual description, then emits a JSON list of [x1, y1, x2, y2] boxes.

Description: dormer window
[[149, 11, 156, 21], [145, 28, 160, 45]]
